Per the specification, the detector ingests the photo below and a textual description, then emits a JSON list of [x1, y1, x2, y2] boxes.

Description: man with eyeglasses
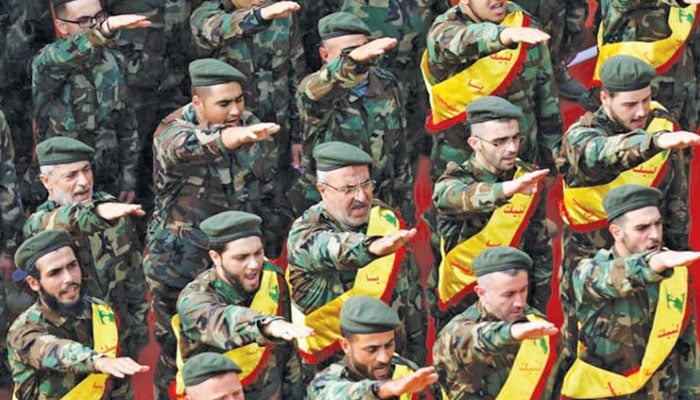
[[287, 141, 426, 383], [291, 12, 414, 224], [430, 96, 552, 331], [32, 0, 150, 204]]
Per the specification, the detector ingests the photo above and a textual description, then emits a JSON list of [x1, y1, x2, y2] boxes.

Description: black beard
[[40, 286, 85, 319]]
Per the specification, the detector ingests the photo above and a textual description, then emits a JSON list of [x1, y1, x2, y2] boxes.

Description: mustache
[[59, 282, 80, 296]]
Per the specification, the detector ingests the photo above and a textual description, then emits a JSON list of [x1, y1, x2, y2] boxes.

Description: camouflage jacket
[[296, 54, 414, 221], [308, 354, 422, 399], [598, 0, 700, 129], [0, 109, 23, 255], [516, 0, 588, 60], [32, 28, 139, 193], [190, 0, 306, 149], [426, 3, 563, 170], [146, 104, 279, 288], [286, 200, 426, 364], [8, 297, 116, 400], [432, 302, 549, 399], [571, 248, 700, 399], [176, 263, 302, 400], [430, 156, 552, 323], [556, 106, 689, 261], [23, 191, 148, 349]]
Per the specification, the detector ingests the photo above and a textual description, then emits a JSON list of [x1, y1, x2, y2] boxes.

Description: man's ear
[[26, 275, 41, 293], [319, 46, 330, 64], [340, 336, 351, 355]]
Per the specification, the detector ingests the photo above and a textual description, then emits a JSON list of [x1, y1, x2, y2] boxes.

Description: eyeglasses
[[321, 179, 376, 196], [474, 133, 522, 148], [57, 10, 108, 28]]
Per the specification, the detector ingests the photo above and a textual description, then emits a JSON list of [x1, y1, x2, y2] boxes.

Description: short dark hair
[[209, 242, 229, 255], [191, 85, 212, 98]]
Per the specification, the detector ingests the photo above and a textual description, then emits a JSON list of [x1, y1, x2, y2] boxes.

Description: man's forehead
[[326, 165, 370, 182], [206, 82, 244, 100], [54, 160, 91, 175], [62, 0, 102, 15], [36, 246, 77, 271]]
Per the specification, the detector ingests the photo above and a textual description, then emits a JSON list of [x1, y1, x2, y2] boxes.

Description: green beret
[[200, 211, 262, 245], [600, 55, 656, 92], [14, 230, 71, 272], [603, 184, 661, 222], [340, 295, 400, 334], [467, 96, 523, 124], [472, 246, 532, 277], [37, 137, 94, 166], [318, 12, 372, 40], [313, 141, 373, 171], [183, 352, 242, 387], [189, 58, 247, 87]]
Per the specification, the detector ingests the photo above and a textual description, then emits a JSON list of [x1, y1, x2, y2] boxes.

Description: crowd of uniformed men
[[2, 0, 700, 399]]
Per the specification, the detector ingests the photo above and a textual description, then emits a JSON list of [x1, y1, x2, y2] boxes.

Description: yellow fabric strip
[[61, 303, 119, 400], [593, 6, 697, 82], [421, 7, 526, 128], [291, 206, 401, 363], [561, 267, 688, 398], [437, 166, 538, 310], [561, 102, 673, 231]]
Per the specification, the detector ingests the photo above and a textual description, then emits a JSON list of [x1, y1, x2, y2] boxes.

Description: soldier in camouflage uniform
[[593, 0, 700, 130], [308, 296, 439, 400], [22, 136, 149, 362], [0, 1, 54, 210], [8, 230, 149, 399], [0, 109, 25, 389], [517, 0, 588, 100], [432, 247, 558, 399], [561, 185, 700, 398], [145, 58, 281, 400], [105, 0, 202, 207], [430, 97, 552, 331], [287, 142, 426, 382], [191, 1, 307, 229], [293, 12, 414, 223], [425, 0, 563, 179], [340, 0, 450, 160], [176, 210, 311, 400], [32, 0, 150, 202], [555, 56, 700, 383]]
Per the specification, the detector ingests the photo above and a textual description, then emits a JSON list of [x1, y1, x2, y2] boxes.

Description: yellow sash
[[561, 102, 673, 232], [591, 6, 697, 87], [289, 206, 403, 364], [421, 7, 528, 131], [173, 268, 281, 396], [497, 314, 554, 400], [561, 267, 689, 398], [437, 166, 539, 311], [48, 303, 117, 400]]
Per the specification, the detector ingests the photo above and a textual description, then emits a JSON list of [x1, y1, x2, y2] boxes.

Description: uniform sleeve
[[23, 202, 113, 240], [190, 1, 270, 51], [0, 113, 23, 255], [427, 17, 508, 68], [532, 43, 563, 169], [8, 321, 102, 374], [432, 165, 507, 215], [298, 53, 370, 103], [32, 29, 110, 118], [155, 122, 231, 168], [308, 373, 376, 400], [434, 319, 518, 368], [561, 126, 661, 178], [177, 289, 279, 349], [572, 254, 669, 306], [286, 219, 377, 273]]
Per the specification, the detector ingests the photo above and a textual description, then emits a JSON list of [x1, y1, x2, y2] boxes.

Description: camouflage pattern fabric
[[593, 0, 700, 131], [425, 3, 563, 179], [23, 191, 148, 359], [432, 303, 549, 399], [297, 0, 343, 71], [0, 2, 54, 210], [429, 157, 552, 331], [286, 200, 426, 371], [294, 53, 414, 223], [32, 27, 140, 197], [176, 264, 303, 400], [145, 103, 280, 399], [8, 297, 134, 400], [190, 0, 307, 187], [555, 107, 689, 369], [569, 248, 700, 399], [0, 110, 23, 258]]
